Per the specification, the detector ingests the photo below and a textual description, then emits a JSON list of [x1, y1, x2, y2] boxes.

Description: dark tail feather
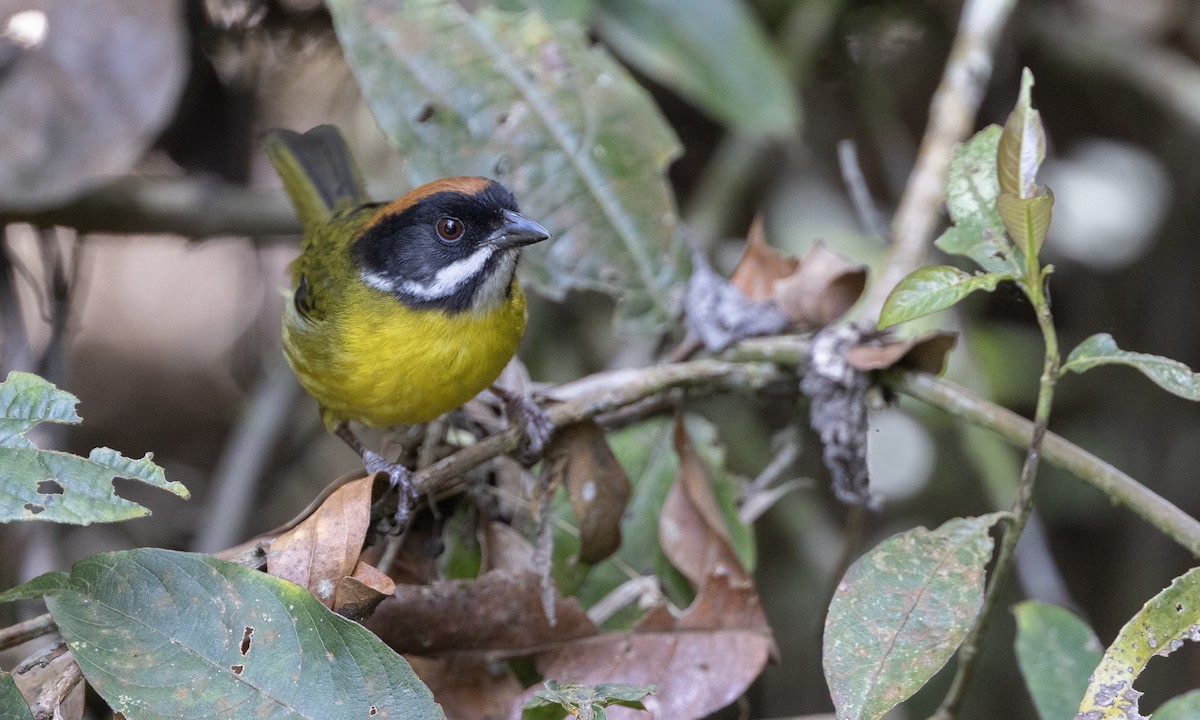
[[263, 125, 371, 227]]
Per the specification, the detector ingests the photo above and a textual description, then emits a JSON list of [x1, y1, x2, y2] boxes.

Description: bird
[[264, 125, 551, 522]]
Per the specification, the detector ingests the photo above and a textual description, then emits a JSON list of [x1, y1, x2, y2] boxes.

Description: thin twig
[[0, 228, 34, 373], [193, 360, 303, 553], [859, 0, 1019, 321], [415, 359, 790, 499], [34, 228, 78, 384], [836, 139, 889, 243], [889, 369, 1200, 556], [0, 613, 57, 651], [0, 176, 299, 238]]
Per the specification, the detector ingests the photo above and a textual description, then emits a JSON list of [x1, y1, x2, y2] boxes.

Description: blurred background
[[3, 0, 1200, 717]]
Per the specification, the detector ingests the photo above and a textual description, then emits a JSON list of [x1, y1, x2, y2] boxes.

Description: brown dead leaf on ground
[[366, 570, 598, 655], [407, 655, 524, 720], [481, 520, 539, 574], [546, 420, 632, 564], [519, 569, 773, 720], [266, 476, 374, 608]]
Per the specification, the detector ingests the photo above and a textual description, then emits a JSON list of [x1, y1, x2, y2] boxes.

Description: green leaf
[[0, 673, 33, 720], [524, 680, 653, 720], [935, 126, 1023, 275], [1155, 690, 1200, 720], [327, 0, 686, 333], [996, 189, 1054, 258], [1063, 333, 1200, 401], [1077, 566, 1200, 719], [0, 371, 186, 524], [878, 266, 1012, 329], [1013, 601, 1102, 720], [934, 219, 1021, 276], [592, 0, 798, 134], [0, 549, 444, 720], [823, 513, 1007, 720], [998, 68, 1046, 200]]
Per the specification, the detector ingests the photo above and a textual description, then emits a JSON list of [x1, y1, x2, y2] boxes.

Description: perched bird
[[264, 125, 550, 519]]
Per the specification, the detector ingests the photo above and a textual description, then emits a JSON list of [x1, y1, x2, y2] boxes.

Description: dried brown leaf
[[728, 218, 799, 302], [407, 655, 524, 720], [481, 520, 537, 574], [847, 331, 958, 374], [774, 241, 867, 328], [266, 477, 373, 607], [332, 561, 396, 622], [523, 569, 773, 720], [365, 570, 598, 655], [661, 417, 748, 588], [547, 420, 632, 564]]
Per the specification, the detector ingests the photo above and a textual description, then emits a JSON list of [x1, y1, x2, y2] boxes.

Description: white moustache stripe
[[401, 246, 496, 299]]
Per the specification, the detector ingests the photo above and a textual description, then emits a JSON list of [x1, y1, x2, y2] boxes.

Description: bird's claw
[[362, 449, 413, 528], [505, 394, 553, 466]]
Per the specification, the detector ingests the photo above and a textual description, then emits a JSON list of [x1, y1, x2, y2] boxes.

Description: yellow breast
[[283, 278, 527, 429]]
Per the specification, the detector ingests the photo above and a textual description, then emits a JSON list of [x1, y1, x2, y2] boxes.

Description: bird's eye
[[436, 217, 464, 242]]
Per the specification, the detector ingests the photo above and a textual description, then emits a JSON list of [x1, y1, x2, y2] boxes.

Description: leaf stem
[[932, 273, 1060, 718]]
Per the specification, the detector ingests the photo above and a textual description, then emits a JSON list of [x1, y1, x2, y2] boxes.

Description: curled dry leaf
[[774, 241, 868, 328], [267, 477, 374, 608], [546, 420, 632, 565], [365, 571, 597, 656], [728, 218, 798, 301], [332, 562, 396, 622], [847, 330, 958, 375], [661, 416, 748, 588], [522, 568, 774, 720]]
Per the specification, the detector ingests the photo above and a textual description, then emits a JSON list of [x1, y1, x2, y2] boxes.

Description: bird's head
[[352, 177, 550, 312]]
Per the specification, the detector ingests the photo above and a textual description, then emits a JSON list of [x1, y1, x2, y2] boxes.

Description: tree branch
[[889, 368, 1200, 556], [0, 176, 299, 238], [859, 0, 1019, 320]]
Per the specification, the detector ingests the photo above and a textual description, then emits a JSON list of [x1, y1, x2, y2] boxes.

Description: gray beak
[[490, 209, 551, 249]]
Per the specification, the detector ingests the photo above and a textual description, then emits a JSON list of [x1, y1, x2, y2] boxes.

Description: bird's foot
[[362, 449, 413, 529], [503, 394, 554, 466]]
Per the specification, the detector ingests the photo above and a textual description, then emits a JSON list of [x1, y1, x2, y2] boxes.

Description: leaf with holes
[[1077, 566, 1200, 719], [1062, 334, 1200, 401], [823, 513, 1006, 720], [1013, 601, 1102, 720], [0, 371, 186, 524], [0, 549, 444, 720], [878, 266, 1013, 329], [327, 0, 685, 333]]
